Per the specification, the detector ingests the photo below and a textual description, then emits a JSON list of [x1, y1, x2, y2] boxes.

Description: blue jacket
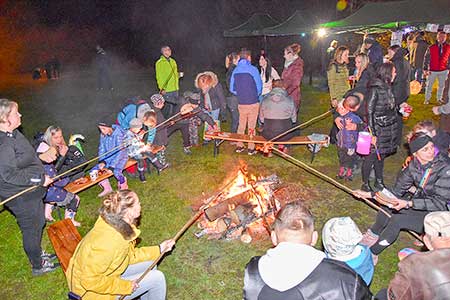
[[230, 59, 262, 105], [98, 125, 128, 170], [345, 245, 374, 286]]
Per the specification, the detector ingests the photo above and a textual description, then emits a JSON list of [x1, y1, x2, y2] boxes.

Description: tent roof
[[321, 0, 450, 33], [224, 13, 279, 37], [262, 10, 319, 36]]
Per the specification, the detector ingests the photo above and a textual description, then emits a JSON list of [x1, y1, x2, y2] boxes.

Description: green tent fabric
[[223, 13, 279, 37], [262, 10, 320, 36], [321, 0, 450, 33]]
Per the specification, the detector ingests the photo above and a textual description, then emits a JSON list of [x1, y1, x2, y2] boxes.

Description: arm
[[129, 245, 161, 264], [286, 62, 303, 95], [229, 69, 237, 95], [271, 67, 280, 80], [423, 47, 430, 71], [215, 83, 227, 112], [392, 165, 415, 198], [327, 67, 338, 100], [155, 60, 163, 90], [387, 261, 413, 300], [0, 146, 44, 187], [411, 166, 450, 211], [252, 67, 263, 96], [258, 101, 265, 123], [366, 88, 377, 134]]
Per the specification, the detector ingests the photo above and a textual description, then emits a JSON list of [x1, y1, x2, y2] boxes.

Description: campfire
[[195, 167, 281, 243]]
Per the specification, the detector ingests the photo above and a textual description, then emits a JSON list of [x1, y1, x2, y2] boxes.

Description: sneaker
[[41, 250, 57, 261], [183, 146, 192, 155], [32, 259, 60, 276], [337, 167, 345, 179], [423, 100, 430, 105], [247, 149, 257, 156], [157, 163, 169, 173], [360, 229, 379, 248], [235, 147, 245, 153], [138, 172, 147, 183], [345, 168, 353, 181]]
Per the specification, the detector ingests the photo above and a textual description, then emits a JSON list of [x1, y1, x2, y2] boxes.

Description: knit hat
[[424, 211, 450, 237], [136, 102, 152, 120], [409, 134, 432, 154], [129, 118, 143, 129], [150, 94, 165, 107], [322, 217, 363, 257]]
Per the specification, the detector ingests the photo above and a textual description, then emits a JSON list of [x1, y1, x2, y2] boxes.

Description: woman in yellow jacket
[[66, 190, 174, 300]]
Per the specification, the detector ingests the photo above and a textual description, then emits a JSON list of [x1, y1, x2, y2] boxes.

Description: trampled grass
[[0, 70, 438, 299]]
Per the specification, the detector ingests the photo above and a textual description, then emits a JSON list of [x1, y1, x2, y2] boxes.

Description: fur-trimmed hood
[[194, 71, 219, 89], [100, 214, 138, 240]]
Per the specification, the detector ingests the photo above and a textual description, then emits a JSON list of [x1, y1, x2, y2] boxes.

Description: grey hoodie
[[259, 88, 297, 123]]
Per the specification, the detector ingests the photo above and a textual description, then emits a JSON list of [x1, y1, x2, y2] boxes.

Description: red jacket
[[424, 42, 450, 71], [282, 57, 304, 109]]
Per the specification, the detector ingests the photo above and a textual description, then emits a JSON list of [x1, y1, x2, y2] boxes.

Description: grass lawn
[[0, 69, 440, 299]]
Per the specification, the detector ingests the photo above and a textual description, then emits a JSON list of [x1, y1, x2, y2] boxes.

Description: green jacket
[[155, 55, 179, 92], [327, 62, 350, 100]]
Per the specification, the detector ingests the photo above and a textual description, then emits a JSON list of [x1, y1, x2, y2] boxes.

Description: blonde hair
[[99, 190, 139, 219], [355, 53, 370, 81], [0, 99, 18, 124], [333, 46, 349, 64], [43, 125, 63, 147], [406, 120, 436, 142]]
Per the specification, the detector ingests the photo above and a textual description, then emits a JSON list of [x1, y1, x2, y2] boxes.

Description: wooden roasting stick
[[270, 147, 423, 241], [0, 109, 193, 207]]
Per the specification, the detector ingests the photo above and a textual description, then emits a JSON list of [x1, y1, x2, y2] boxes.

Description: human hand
[[371, 136, 377, 145], [391, 199, 409, 211], [131, 280, 139, 292], [160, 239, 175, 253], [345, 119, 357, 131], [334, 117, 344, 130], [423, 70, 430, 77], [160, 90, 166, 95], [432, 106, 441, 115], [58, 144, 68, 156], [98, 162, 106, 170], [43, 175, 54, 187], [331, 99, 338, 108], [352, 189, 372, 199]]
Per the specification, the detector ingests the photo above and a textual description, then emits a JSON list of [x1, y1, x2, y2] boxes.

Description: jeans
[[162, 91, 179, 118], [425, 70, 449, 103], [414, 67, 424, 83], [4, 189, 46, 269], [237, 103, 260, 150], [227, 96, 239, 133], [203, 109, 220, 141], [167, 123, 190, 147], [119, 261, 166, 300]]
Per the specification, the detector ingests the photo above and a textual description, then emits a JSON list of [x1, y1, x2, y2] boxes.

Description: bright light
[[317, 28, 327, 38], [301, 32, 306, 37]]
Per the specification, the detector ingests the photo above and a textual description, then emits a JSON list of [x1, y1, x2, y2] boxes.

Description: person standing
[[229, 49, 263, 155], [282, 43, 304, 111], [225, 52, 240, 133], [96, 45, 113, 91], [410, 32, 429, 85], [363, 37, 383, 70], [327, 40, 338, 66], [0, 99, 57, 276], [155, 45, 179, 118], [423, 31, 450, 105], [258, 54, 280, 97], [327, 46, 351, 107]]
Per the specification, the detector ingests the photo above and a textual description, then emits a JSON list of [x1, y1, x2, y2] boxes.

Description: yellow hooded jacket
[[66, 217, 160, 300]]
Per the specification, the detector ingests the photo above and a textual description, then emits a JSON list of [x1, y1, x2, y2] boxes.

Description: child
[[36, 142, 81, 226], [94, 120, 129, 196], [149, 93, 169, 164], [126, 118, 168, 183], [322, 217, 374, 286], [336, 94, 362, 180], [142, 110, 167, 166]]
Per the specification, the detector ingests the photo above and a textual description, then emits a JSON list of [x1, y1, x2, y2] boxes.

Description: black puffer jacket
[[367, 78, 400, 155], [244, 256, 371, 300], [390, 48, 411, 105], [393, 152, 450, 211]]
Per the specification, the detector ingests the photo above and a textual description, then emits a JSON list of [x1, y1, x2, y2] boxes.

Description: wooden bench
[[64, 159, 137, 194], [204, 132, 329, 162]]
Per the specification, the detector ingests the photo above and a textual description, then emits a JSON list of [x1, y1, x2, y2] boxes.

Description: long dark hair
[[377, 62, 395, 84], [258, 54, 273, 83]]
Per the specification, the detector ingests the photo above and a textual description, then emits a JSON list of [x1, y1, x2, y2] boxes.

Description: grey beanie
[[322, 217, 362, 257]]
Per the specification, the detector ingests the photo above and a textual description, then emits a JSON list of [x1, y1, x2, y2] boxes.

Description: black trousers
[[362, 151, 385, 183], [167, 123, 190, 147], [337, 147, 356, 168], [370, 207, 428, 255], [4, 189, 46, 269]]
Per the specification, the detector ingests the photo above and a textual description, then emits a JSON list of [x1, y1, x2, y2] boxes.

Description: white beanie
[[322, 217, 362, 257]]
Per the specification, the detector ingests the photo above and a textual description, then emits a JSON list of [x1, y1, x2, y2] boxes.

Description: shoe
[[373, 179, 385, 192], [41, 250, 57, 261], [360, 229, 379, 248], [98, 179, 113, 197], [361, 183, 373, 192], [423, 100, 430, 105], [202, 140, 211, 146], [337, 167, 345, 179], [247, 149, 257, 156], [345, 168, 353, 181], [118, 177, 128, 190], [183, 146, 192, 155], [157, 163, 169, 173], [235, 147, 245, 153], [65, 210, 81, 227], [32, 259, 60, 276], [138, 171, 147, 183]]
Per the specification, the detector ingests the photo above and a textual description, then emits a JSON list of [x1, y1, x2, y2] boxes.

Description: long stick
[[1, 111, 186, 207], [270, 147, 423, 241], [118, 173, 239, 300]]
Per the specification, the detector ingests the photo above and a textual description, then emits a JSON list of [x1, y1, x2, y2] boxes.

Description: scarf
[[284, 55, 299, 69]]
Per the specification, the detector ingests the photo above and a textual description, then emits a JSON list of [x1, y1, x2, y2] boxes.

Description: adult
[[406, 120, 450, 155], [281, 43, 304, 110], [259, 80, 296, 143], [155, 45, 179, 118], [229, 48, 263, 155], [363, 36, 383, 70], [96, 45, 113, 91], [361, 62, 400, 192], [327, 46, 351, 107], [258, 54, 280, 97], [410, 31, 429, 84], [243, 200, 371, 300], [67, 190, 175, 300], [0, 99, 57, 275], [432, 97, 450, 133], [225, 52, 240, 133], [352, 53, 374, 121], [355, 133, 450, 256], [423, 31, 450, 105], [375, 211, 450, 300], [327, 40, 338, 66]]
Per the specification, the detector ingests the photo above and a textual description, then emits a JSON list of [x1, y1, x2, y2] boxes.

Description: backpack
[[117, 97, 150, 130]]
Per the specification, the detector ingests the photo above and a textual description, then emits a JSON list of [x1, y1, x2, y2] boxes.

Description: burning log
[[205, 190, 254, 221]]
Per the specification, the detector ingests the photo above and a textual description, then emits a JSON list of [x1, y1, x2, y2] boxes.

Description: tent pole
[[264, 35, 268, 54]]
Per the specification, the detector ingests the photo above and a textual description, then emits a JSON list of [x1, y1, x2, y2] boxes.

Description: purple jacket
[[98, 125, 128, 171], [43, 164, 71, 203]]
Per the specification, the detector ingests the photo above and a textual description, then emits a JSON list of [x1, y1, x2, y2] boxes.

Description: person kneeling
[[67, 190, 174, 300], [243, 200, 371, 300]]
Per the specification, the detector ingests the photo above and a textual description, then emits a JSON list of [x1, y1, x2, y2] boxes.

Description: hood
[[258, 242, 325, 292], [98, 215, 140, 240], [194, 71, 219, 89], [267, 87, 288, 102]]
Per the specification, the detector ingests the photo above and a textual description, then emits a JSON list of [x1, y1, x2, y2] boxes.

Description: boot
[[361, 182, 373, 192], [374, 178, 385, 192], [65, 209, 81, 227], [98, 179, 113, 197], [44, 203, 55, 222], [337, 167, 345, 179], [118, 177, 128, 190], [138, 170, 147, 183], [345, 168, 353, 181], [151, 157, 169, 173]]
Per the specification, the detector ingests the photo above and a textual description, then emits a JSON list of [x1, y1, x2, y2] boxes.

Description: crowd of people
[[1, 30, 450, 299]]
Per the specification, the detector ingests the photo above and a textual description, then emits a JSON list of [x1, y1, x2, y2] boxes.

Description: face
[[162, 47, 172, 58], [7, 104, 22, 130], [144, 119, 156, 128], [284, 49, 292, 60], [414, 141, 435, 163], [387, 49, 395, 60], [355, 56, 362, 69], [392, 67, 397, 82], [437, 32, 447, 44], [50, 129, 65, 147], [341, 50, 349, 64], [127, 200, 141, 223], [364, 42, 372, 49], [259, 56, 267, 68], [98, 125, 113, 135]]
